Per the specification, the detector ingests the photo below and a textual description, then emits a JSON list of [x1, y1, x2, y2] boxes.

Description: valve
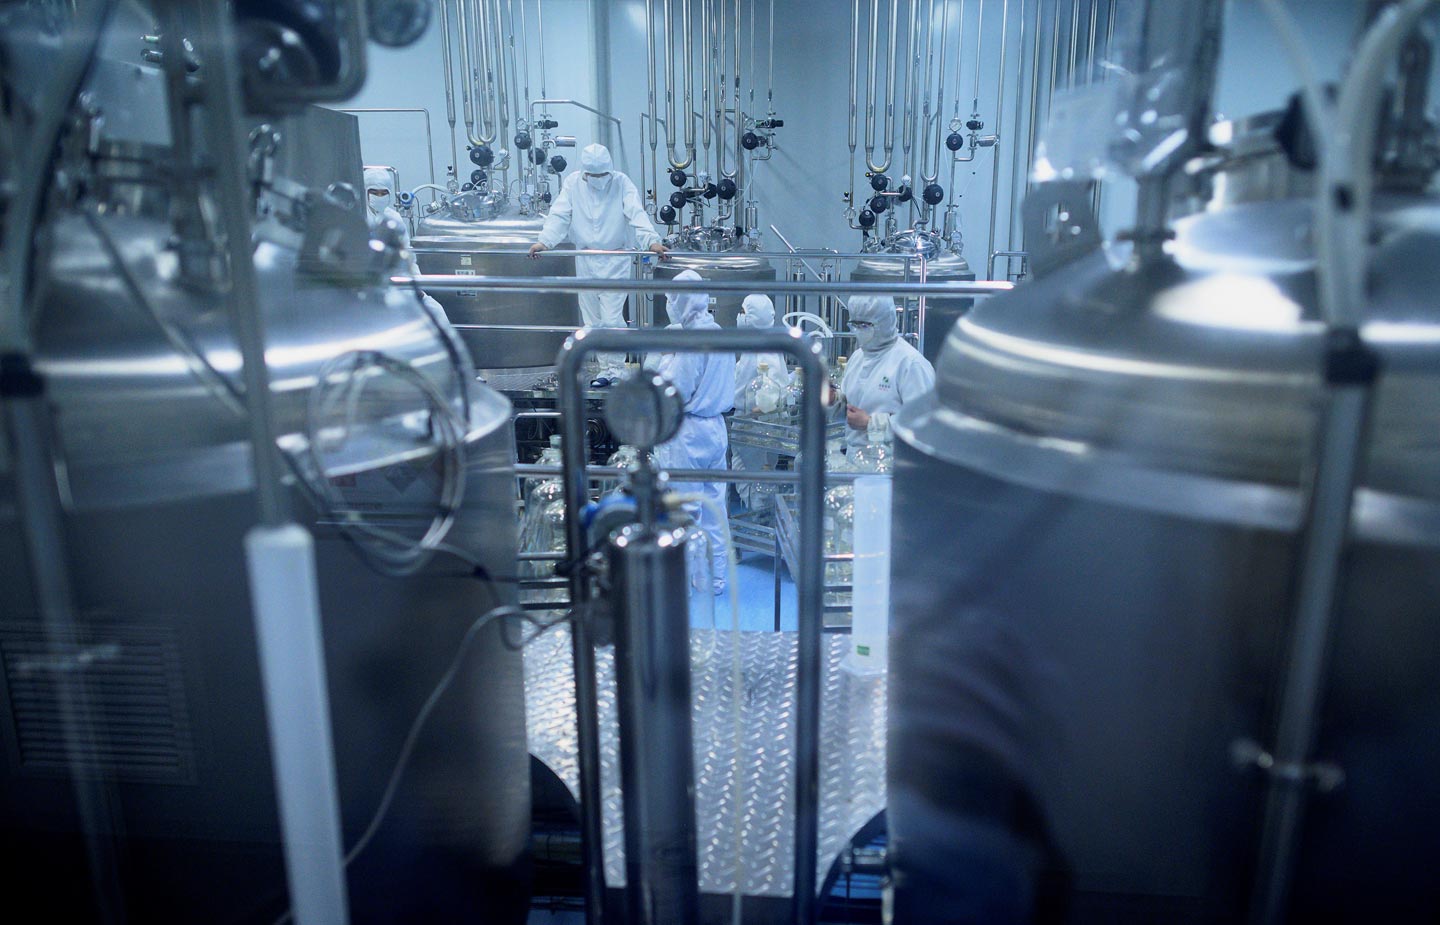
[[514, 131, 532, 150], [946, 132, 964, 152], [966, 118, 984, 132], [870, 173, 890, 192], [923, 183, 944, 205], [896, 185, 913, 204], [461, 182, 475, 192], [858, 208, 876, 229], [469, 144, 495, 167], [536, 118, 559, 130], [470, 169, 487, 186], [531, 148, 547, 165], [669, 168, 688, 187], [741, 131, 761, 150], [756, 118, 784, 129], [717, 178, 736, 200], [869, 194, 889, 214], [669, 191, 689, 209], [703, 182, 718, 200], [659, 204, 677, 223], [549, 154, 567, 174]]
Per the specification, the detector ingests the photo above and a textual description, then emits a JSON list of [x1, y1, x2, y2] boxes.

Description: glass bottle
[[744, 361, 788, 422], [823, 482, 855, 618], [850, 422, 893, 473]]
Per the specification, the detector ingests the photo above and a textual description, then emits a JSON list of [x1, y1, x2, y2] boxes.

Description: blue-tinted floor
[[688, 548, 799, 633]]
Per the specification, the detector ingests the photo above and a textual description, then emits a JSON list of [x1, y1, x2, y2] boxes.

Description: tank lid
[[912, 196, 1440, 499]]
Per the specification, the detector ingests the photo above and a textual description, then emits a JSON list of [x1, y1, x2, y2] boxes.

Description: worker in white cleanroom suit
[[648, 270, 735, 593], [363, 167, 450, 324], [840, 294, 936, 451], [732, 294, 790, 510], [529, 143, 668, 378]]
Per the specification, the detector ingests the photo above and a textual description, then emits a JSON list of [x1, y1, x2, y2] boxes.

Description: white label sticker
[[455, 268, 476, 276], [460, 255, 473, 266]]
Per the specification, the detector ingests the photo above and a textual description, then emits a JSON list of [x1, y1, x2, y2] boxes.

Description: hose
[[783, 311, 836, 338]]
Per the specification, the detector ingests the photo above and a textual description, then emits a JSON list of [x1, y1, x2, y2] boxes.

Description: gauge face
[[604, 373, 684, 450], [367, 0, 432, 48]]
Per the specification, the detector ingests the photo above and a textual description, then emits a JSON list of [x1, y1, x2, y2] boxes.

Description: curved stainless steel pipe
[[901, 0, 919, 168], [663, 0, 695, 169], [440, 0, 459, 171], [489, 0, 510, 149], [863, 0, 895, 173], [505, 0, 522, 130], [986, 0, 1011, 261], [647, 0, 659, 150], [467, 0, 499, 145], [701, 0, 713, 173], [457, 0, 482, 146], [922, 0, 948, 185]]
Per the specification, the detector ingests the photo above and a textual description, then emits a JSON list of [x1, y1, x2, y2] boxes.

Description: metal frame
[[557, 326, 828, 925]]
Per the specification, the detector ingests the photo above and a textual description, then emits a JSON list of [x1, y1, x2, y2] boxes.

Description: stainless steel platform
[[523, 625, 887, 897]]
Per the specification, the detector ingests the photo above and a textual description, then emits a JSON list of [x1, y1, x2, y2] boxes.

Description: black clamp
[[1322, 326, 1380, 387], [0, 353, 44, 399]]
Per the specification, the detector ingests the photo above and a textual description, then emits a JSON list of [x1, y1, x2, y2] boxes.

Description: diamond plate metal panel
[[523, 626, 887, 897]]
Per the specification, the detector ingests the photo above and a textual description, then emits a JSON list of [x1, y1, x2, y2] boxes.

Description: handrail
[[402, 274, 1014, 296], [557, 327, 828, 924]]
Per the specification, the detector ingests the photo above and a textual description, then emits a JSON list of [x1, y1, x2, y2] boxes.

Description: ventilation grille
[[1, 623, 196, 784]]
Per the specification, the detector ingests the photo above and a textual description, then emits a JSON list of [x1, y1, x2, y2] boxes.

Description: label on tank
[[456, 268, 476, 276], [460, 256, 473, 266]]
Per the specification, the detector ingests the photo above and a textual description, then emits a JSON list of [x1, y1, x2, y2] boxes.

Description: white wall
[[340, 0, 1366, 268], [328, 0, 598, 198]]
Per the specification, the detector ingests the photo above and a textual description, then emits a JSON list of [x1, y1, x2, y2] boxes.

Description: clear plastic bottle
[[744, 361, 788, 422], [823, 482, 855, 616], [600, 444, 644, 498], [850, 421, 893, 473], [523, 434, 563, 503], [784, 368, 804, 420]]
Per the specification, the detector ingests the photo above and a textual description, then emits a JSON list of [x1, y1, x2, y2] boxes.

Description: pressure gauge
[[604, 373, 684, 452]]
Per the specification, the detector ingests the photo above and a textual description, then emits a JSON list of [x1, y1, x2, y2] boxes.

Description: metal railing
[[556, 327, 828, 925]]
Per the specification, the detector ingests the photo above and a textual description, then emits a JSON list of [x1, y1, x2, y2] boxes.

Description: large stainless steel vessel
[[849, 234, 973, 361], [652, 232, 777, 327], [887, 195, 1440, 921], [412, 211, 576, 370], [1, 213, 532, 922]]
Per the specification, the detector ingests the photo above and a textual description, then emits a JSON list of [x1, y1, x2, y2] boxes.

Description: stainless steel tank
[[412, 211, 576, 370], [1, 213, 532, 922], [652, 233, 777, 327], [848, 233, 973, 362], [888, 196, 1440, 922]]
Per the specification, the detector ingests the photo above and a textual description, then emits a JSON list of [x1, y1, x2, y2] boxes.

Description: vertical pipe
[[985, 0, 1010, 263], [506, 0, 522, 129], [901, 0, 919, 168], [648, 0, 660, 149], [612, 525, 701, 925], [457, 0, 479, 145], [971, 0, 984, 109], [1067, 0, 1081, 87], [1017, 0, 1043, 250], [953, 0, 967, 118], [1086, 0, 1098, 80], [557, 348, 609, 925], [767, 0, 775, 108], [537, 0, 548, 98], [885, 0, 900, 163], [440, 0, 459, 172], [1007, 0, 1030, 252], [189, 5, 349, 925]]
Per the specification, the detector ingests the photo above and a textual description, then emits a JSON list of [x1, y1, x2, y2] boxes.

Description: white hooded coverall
[[536, 144, 662, 330], [649, 270, 736, 593], [840, 294, 936, 451], [364, 167, 450, 325], [732, 293, 790, 509]]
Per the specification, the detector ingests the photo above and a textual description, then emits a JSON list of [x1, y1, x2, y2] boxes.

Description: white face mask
[[855, 326, 878, 350], [367, 191, 391, 215], [584, 173, 614, 193]]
